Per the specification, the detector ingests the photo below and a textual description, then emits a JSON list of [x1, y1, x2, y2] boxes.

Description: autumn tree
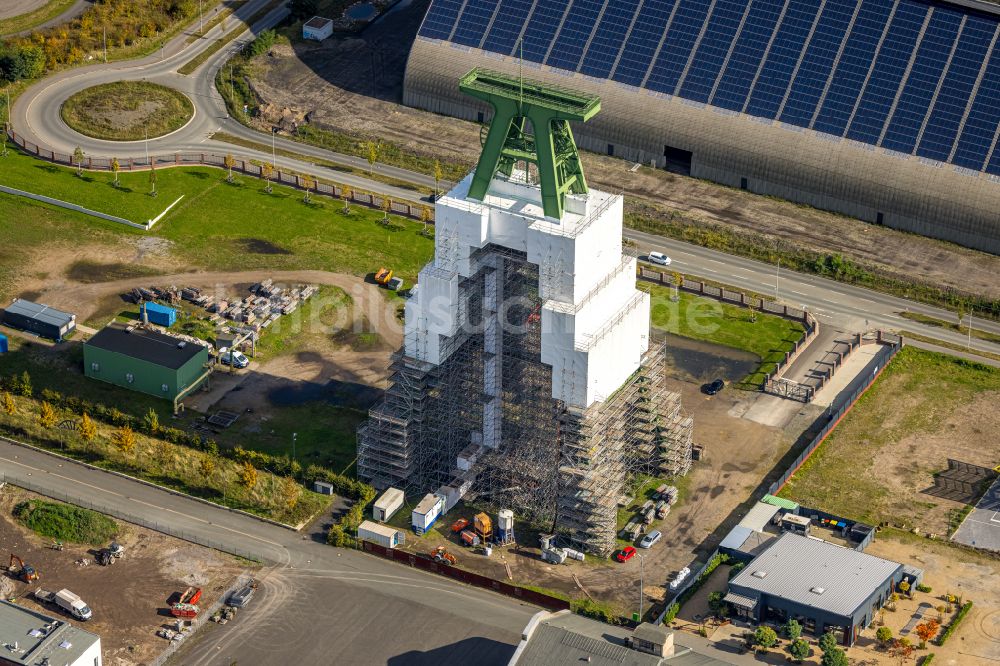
[[19, 371, 32, 397], [198, 455, 216, 482], [151, 439, 171, 470], [73, 146, 85, 176], [365, 140, 379, 175], [261, 161, 274, 193], [224, 153, 236, 183], [301, 173, 315, 203], [113, 425, 136, 458], [341, 186, 352, 214], [876, 626, 893, 648], [280, 476, 301, 510], [420, 206, 432, 234], [1, 391, 15, 416], [38, 401, 56, 428], [914, 619, 940, 646], [110, 157, 120, 187], [381, 196, 392, 223], [79, 413, 97, 443], [238, 461, 258, 490], [148, 161, 157, 197], [899, 580, 911, 597], [889, 638, 915, 665], [143, 407, 160, 434], [433, 159, 442, 198]]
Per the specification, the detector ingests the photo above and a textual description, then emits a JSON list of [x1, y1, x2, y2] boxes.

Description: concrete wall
[[403, 38, 1000, 256]]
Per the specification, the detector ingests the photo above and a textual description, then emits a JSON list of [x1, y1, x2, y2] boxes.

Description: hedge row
[[936, 601, 973, 645]]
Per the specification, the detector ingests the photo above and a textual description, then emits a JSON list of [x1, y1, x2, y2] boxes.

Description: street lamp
[[638, 553, 644, 620], [292, 432, 297, 462]]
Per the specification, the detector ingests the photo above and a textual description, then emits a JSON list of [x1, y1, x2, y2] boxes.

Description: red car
[[614, 546, 637, 563]]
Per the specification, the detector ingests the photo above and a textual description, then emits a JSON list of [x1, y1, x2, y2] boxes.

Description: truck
[[34, 588, 92, 621]]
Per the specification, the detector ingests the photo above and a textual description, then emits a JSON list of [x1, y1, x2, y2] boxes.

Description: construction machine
[[8, 554, 39, 582], [430, 546, 457, 566], [374, 267, 393, 286]]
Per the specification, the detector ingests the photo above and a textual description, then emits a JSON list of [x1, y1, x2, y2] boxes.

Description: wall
[[83, 345, 179, 400], [403, 39, 1000, 256], [175, 348, 210, 395]]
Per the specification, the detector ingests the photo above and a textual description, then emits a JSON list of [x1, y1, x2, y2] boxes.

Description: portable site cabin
[[141, 301, 177, 328], [358, 520, 405, 549], [302, 16, 333, 41], [2, 299, 76, 341], [411, 493, 444, 535], [373, 487, 404, 522], [0, 333, 7, 354]]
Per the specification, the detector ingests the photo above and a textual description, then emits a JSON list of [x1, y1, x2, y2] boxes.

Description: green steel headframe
[[459, 68, 601, 220]]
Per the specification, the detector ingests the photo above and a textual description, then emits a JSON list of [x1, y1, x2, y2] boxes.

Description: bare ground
[[0, 487, 248, 666], [245, 0, 1000, 301]]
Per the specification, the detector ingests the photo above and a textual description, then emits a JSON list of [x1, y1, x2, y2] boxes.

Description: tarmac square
[[953, 475, 1000, 553]]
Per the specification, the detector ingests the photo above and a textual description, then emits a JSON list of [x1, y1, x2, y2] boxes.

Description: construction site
[[357, 69, 694, 557]]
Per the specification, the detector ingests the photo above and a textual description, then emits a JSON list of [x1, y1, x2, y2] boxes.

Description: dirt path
[[34, 268, 404, 348]]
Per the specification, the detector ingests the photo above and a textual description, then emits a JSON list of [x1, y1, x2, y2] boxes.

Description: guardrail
[[4, 128, 434, 221]]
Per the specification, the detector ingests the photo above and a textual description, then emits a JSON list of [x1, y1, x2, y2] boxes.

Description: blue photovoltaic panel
[[846, 0, 928, 144], [744, 0, 822, 119], [812, 0, 894, 136], [679, 0, 747, 103], [881, 7, 963, 153], [711, 0, 784, 112], [578, 0, 641, 79], [520, 0, 570, 63], [612, 0, 678, 86], [547, 0, 605, 71], [952, 44, 1000, 170], [917, 16, 996, 162], [452, 0, 500, 48], [779, 0, 858, 127], [645, 0, 713, 94], [419, 0, 465, 39], [481, 0, 535, 55]]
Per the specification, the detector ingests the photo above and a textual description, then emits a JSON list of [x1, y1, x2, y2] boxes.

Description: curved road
[[1, 0, 90, 37]]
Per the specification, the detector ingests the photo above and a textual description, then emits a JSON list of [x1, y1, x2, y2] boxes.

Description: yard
[[641, 283, 805, 387], [778, 346, 1000, 535]]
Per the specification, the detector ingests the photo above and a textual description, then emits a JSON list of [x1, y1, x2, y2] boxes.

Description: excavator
[[9, 554, 39, 583], [430, 546, 457, 566]]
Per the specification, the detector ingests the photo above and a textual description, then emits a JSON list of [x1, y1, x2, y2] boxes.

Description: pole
[[968, 310, 973, 350], [638, 554, 644, 620], [271, 128, 276, 168], [103, 27, 107, 63], [775, 259, 780, 301], [292, 432, 297, 462], [200, 0, 204, 35]]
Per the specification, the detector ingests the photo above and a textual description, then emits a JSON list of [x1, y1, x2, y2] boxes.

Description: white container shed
[[411, 493, 444, 535], [358, 521, 404, 549], [373, 487, 404, 522], [302, 16, 333, 41]]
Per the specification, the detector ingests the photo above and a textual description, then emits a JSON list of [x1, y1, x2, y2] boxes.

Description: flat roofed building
[[2, 299, 76, 341], [0, 599, 101, 666], [83, 323, 211, 404], [727, 532, 904, 646]]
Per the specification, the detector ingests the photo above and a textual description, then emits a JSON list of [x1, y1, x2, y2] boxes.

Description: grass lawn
[[60, 82, 194, 141], [14, 499, 118, 545], [777, 347, 1000, 530], [0, 0, 75, 35], [0, 148, 434, 284], [177, 0, 283, 75], [900, 311, 1000, 345], [640, 283, 804, 387]]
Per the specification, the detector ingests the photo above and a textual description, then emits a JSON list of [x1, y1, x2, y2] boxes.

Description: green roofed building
[[84, 323, 211, 409]]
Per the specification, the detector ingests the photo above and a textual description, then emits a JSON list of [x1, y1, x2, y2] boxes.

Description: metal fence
[[0, 471, 272, 564], [767, 340, 903, 496], [5, 128, 433, 221]]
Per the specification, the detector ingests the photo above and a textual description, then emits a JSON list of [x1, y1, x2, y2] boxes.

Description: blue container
[[142, 301, 177, 328], [0, 333, 7, 354]]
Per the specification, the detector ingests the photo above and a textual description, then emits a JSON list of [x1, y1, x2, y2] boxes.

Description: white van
[[648, 251, 672, 266], [639, 530, 662, 549]]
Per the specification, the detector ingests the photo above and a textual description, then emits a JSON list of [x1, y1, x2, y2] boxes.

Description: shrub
[[820, 647, 849, 666], [662, 602, 681, 623], [246, 29, 277, 57], [876, 626, 893, 647], [37, 401, 56, 428], [788, 638, 811, 663], [936, 601, 973, 645], [917, 583, 932, 593], [783, 618, 802, 640], [727, 561, 746, 579], [14, 499, 117, 545], [819, 632, 838, 654], [754, 626, 777, 649], [571, 599, 619, 625]]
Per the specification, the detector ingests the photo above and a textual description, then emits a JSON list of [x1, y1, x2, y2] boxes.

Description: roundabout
[[60, 81, 195, 142]]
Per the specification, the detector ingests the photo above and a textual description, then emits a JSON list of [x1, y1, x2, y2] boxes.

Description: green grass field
[[777, 347, 1000, 529], [641, 283, 804, 386], [0, 0, 75, 36], [0, 148, 434, 294], [60, 82, 194, 141], [14, 499, 118, 545]]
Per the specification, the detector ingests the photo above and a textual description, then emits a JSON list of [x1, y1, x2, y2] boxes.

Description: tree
[[365, 140, 379, 175], [915, 619, 939, 645], [820, 647, 849, 666], [381, 196, 392, 222], [73, 146, 85, 176], [238, 461, 258, 490], [753, 626, 778, 649], [38, 401, 56, 428], [0, 44, 45, 82], [888, 592, 900, 611], [152, 439, 171, 470], [707, 591, 728, 619], [0, 391, 14, 415], [281, 476, 300, 510], [143, 408, 160, 434], [18, 371, 32, 397], [301, 173, 315, 203], [783, 618, 802, 641], [110, 157, 120, 187], [420, 206, 432, 233], [149, 161, 157, 197], [341, 186, 352, 214], [671, 271, 683, 302], [899, 580, 911, 597], [876, 626, 894, 648], [889, 638, 915, 664], [78, 413, 97, 443], [113, 426, 136, 458], [819, 632, 838, 655], [433, 159, 442, 198], [261, 161, 274, 193], [788, 638, 811, 663], [224, 153, 236, 183], [198, 455, 216, 482]]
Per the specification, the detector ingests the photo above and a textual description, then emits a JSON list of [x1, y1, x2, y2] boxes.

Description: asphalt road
[[1, 0, 90, 36], [0, 438, 537, 665]]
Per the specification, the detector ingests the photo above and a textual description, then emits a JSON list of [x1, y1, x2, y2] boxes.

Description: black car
[[702, 379, 725, 395]]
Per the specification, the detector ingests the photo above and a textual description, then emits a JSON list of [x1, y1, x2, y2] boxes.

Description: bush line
[[936, 601, 973, 645]]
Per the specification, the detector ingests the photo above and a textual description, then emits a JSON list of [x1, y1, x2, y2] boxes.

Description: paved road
[[0, 438, 537, 664], [1, 0, 89, 35]]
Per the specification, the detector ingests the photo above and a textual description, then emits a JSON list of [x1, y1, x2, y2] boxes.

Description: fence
[[767, 339, 903, 496], [361, 541, 570, 611], [4, 128, 433, 222]]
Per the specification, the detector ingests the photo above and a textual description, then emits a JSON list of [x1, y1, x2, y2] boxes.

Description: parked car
[[702, 379, 725, 395], [647, 251, 671, 266], [219, 348, 249, 369], [638, 530, 662, 549], [614, 546, 637, 563]]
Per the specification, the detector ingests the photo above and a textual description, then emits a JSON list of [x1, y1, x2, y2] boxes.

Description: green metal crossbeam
[[460, 68, 601, 220]]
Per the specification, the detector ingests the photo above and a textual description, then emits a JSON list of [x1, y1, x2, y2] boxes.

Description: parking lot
[[953, 475, 1000, 552]]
